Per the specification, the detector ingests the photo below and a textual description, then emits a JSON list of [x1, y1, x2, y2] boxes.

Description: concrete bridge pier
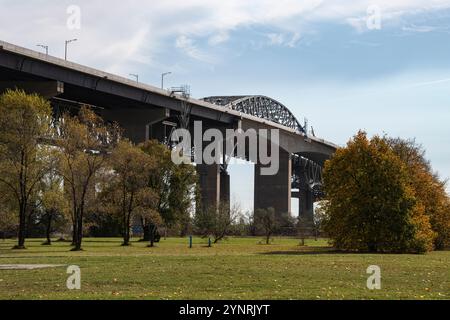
[[297, 185, 314, 225], [197, 164, 220, 211], [197, 164, 231, 212], [254, 150, 291, 215], [220, 167, 230, 205]]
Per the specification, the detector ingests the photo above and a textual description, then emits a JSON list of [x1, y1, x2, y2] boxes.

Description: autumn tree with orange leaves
[[322, 132, 436, 253], [386, 137, 450, 250]]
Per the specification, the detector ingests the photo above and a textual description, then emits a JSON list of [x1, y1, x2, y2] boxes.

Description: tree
[[101, 140, 158, 246], [141, 140, 198, 238], [0, 89, 54, 249], [0, 191, 17, 240], [436, 199, 450, 249], [167, 163, 199, 237], [278, 212, 297, 236], [254, 207, 278, 245], [297, 215, 313, 246], [312, 200, 329, 240], [38, 171, 69, 245], [146, 213, 163, 247], [57, 106, 119, 251], [231, 210, 253, 236], [211, 202, 237, 244], [194, 201, 239, 243], [322, 132, 435, 253], [193, 205, 215, 238], [386, 137, 450, 250]]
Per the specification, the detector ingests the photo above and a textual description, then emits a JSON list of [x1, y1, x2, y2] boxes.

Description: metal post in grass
[[189, 236, 193, 248], [208, 238, 212, 248]]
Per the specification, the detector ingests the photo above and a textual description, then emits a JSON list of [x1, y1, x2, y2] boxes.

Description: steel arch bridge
[[203, 96, 306, 134]]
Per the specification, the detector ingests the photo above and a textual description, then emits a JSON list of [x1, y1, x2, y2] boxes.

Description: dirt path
[[0, 264, 66, 270]]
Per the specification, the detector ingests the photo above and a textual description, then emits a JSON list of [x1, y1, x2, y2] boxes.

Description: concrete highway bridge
[[0, 40, 338, 223]]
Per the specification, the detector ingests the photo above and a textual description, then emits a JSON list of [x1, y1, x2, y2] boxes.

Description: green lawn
[[0, 237, 449, 300]]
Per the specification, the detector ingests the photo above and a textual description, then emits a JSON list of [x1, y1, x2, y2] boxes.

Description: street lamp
[[36, 44, 48, 55], [64, 39, 77, 61], [161, 72, 172, 89], [129, 74, 139, 83]]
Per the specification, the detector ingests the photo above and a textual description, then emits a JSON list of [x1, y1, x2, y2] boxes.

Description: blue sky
[[1, 0, 450, 213]]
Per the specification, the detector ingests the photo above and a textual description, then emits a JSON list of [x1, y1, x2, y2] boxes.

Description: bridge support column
[[220, 168, 230, 205], [197, 164, 221, 211], [254, 150, 291, 215], [298, 186, 314, 225]]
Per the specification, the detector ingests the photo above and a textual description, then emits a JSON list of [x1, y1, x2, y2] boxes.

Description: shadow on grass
[[260, 246, 343, 256], [260, 246, 448, 255]]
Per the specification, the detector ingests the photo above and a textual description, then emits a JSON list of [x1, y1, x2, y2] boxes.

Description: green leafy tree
[[312, 200, 329, 240], [168, 163, 199, 236], [141, 140, 198, 238], [38, 172, 70, 245], [0, 89, 54, 249], [57, 106, 120, 251], [101, 140, 159, 246], [0, 189, 17, 239], [193, 205, 215, 238], [322, 132, 435, 253]]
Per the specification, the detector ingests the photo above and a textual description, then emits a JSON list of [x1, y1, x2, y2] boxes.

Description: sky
[[1, 0, 450, 213]]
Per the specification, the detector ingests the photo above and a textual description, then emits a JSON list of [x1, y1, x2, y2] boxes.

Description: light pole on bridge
[[161, 72, 172, 89], [129, 73, 139, 83], [36, 44, 49, 56], [64, 39, 77, 61]]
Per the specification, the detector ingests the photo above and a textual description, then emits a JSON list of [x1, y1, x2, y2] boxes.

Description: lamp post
[[64, 39, 77, 61], [36, 44, 48, 55], [161, 72, 172, 89], [129, 74, 139, 83]]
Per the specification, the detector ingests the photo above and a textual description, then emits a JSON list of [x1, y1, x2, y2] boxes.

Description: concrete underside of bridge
[[0, 42, 336, 225]]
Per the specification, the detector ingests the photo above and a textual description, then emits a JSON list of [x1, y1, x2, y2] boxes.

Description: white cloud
[[208, 31, 230, 46], [402, 24, 438, 32], [266, 32, 303, 47], [287, 32, 302, 47], [175, 35, 216, 63], [267, 33, 285, 46], [0, 0, 449, 71], [405, 77, 450, 87]]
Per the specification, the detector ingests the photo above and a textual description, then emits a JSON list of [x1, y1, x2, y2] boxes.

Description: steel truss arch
[[203, 96, 305, 134], [292, 154, 325, 199]]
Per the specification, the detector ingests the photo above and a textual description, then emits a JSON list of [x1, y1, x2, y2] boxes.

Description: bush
[[322, 132, 435, 253]]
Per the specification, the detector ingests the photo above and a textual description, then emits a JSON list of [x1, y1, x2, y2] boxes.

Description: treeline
[[0, 89, 200, 250], [0, 90, 307, 250], [4, 90, 446, 254]]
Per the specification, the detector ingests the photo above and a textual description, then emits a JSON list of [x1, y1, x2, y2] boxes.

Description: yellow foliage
[[323, 131, 435, 253]]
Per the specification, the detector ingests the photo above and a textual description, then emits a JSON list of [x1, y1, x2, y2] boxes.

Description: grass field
[[0, 237, 449, 300]]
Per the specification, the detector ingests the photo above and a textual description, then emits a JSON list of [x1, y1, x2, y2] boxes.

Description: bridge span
[[0, 40, 338, 223]]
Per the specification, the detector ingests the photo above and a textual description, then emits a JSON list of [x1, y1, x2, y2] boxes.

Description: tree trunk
[[149, 224, 155, 247], [16, 202, 26, 249], [72, 210, 83, 251], [123, 231, 130, 246], [143, 228, 150, 241], [123, 215, 130, 246], [71, 218, 77, 246], [45, 214, 52, 245]]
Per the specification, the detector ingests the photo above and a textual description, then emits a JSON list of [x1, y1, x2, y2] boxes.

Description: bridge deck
[[0, 40, 338, 152]]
